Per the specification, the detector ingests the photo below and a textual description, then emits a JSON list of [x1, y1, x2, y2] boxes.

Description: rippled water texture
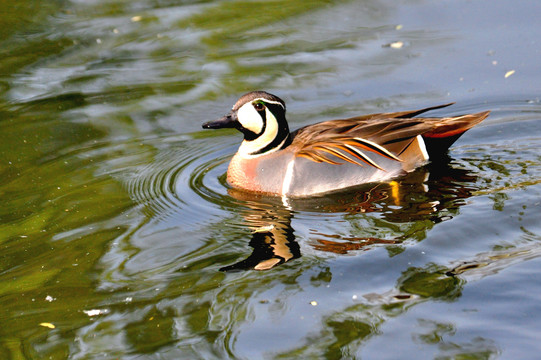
[[1, 0, 541, 358]]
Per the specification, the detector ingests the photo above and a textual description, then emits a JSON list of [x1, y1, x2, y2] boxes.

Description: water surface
[[1, 0, 541, 358]]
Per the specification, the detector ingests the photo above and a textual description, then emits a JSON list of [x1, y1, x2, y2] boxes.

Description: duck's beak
[[202, 111, 237, 129]]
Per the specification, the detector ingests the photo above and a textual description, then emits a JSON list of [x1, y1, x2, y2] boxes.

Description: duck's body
[[203, 91, 489, 197]]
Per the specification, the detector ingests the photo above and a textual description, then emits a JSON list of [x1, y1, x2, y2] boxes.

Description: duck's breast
[[227, 151, 296, 195]]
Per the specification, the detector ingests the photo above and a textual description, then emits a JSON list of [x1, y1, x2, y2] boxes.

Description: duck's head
[[203, 91, 291, 156]]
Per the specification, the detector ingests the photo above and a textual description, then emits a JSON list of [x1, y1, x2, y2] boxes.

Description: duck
[[202, 91, 489, 197]]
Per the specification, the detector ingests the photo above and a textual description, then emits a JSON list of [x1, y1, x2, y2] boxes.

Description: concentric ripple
[[124, 134, 240, 224]]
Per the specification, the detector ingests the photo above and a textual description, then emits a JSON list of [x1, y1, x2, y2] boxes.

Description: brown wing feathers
[[293, 105, 489, 170], [297, 137, 401, 170]]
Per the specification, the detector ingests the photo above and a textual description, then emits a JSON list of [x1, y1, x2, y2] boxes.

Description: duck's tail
[[421, 111, 490, 159]]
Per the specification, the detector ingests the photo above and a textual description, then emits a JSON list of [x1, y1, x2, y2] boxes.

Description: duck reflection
[[219, 202, 299, 271], [222, 160, 478, 271]]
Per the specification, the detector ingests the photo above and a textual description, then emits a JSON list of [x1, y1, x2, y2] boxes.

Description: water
[[1, 0, 541, 358]]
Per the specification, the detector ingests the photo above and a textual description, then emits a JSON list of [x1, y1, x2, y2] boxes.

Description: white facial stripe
[[259, 106, 278, 145], [237, 105, 280, 157], [237, 102, 263, 134], [251, 97, 285, 108]]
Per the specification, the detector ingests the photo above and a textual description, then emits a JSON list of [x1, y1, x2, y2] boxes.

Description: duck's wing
[[291, 104, 489, 170]]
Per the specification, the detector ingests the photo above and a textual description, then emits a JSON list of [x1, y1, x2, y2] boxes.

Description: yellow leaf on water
[[505, 70, 515, 78], [39, 323, 55, 329]]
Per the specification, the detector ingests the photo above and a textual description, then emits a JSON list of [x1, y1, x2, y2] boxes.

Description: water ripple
[[123, 135, 238, 224]]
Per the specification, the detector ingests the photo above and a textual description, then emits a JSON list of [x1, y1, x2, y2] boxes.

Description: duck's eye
[[253, 102, 265, 111]]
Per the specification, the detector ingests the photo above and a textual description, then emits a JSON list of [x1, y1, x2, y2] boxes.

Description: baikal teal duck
[[203, 91, 489, 197]]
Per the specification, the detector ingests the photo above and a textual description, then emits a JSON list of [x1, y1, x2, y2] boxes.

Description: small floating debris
[[83, 309, 109, 317], [40, 323, 55, 329], [504, 70, 515, 78], [383, 41, 405, 49], [45, 295, 55, 302], [395, 24, 403, 30], [131, 15, 143, 22], [310, 300, 318, 306]]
